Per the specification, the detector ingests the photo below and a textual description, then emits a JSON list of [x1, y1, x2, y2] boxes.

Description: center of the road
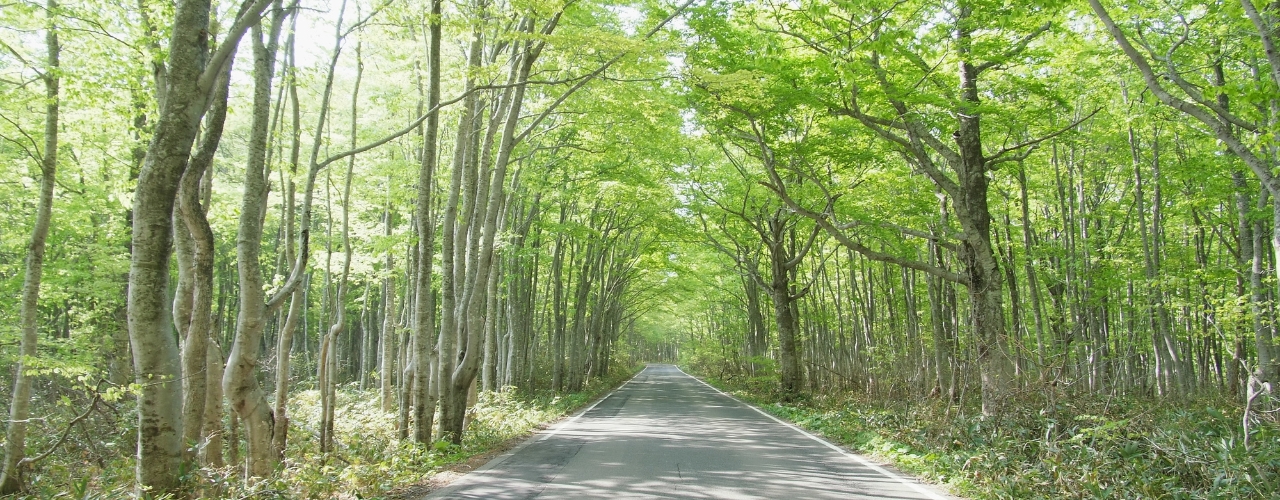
[[428, 364, 957, 500]]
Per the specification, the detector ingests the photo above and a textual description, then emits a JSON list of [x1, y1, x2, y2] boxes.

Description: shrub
[[702, 373, 1280, 500]]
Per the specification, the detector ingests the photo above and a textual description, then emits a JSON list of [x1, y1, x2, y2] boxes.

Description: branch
[[786, 220, 823, 269], [310, 73, 583, 171], [1241, 0, 1280, 92], [341, 0, 393, 38], [199, 0, 276, 91], [0, 113, 43, 162], [836, 218, 960, 251], [1089, 0, 1280, 196], [1159, 67, 1259, 132], [974, 22, 1051, 74], [984, 107, 1100, 168], [864, 53, 963, 197], [698, 211, 770, 291], [760, 176, 968, 284], [0, 38, 41, 78], [1135, 23, 1260, 133], [21, 388, 101, 467]]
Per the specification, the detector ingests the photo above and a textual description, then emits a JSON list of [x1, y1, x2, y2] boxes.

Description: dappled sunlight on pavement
[[426, 364, 957, 500]]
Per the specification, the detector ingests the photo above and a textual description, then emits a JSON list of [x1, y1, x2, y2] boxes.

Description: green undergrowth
[[698, 374, 1280, 500], [6, 366, 638, 499]]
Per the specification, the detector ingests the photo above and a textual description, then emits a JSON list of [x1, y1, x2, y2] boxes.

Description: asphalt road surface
[[427, 364, 956, 499]]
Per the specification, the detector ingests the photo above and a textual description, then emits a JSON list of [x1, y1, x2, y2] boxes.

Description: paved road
[[427, 364, 956, 499]]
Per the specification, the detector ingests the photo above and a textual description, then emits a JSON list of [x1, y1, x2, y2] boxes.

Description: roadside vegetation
[[7, 0, 1280, 495], [8, 366, 637, 499], [698, 372, 1280, 500]]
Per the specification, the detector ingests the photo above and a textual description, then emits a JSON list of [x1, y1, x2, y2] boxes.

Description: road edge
[[673, 366, 961, 500], [419, 365, 647, 499]]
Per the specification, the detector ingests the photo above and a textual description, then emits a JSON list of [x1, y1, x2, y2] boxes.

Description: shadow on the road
[[429, 365, 951, 500]]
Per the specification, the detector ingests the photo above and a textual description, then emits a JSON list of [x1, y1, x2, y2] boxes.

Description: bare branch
[[22, 387, 101, 467]]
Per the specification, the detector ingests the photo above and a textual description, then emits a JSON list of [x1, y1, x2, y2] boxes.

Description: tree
[[1087, 0, 1280, 390], [1, 0, 59, 492], [687, 0, 1090, 413], [126, 0, 271, 490], [223, 1, 290, 477], [686, 143, 821, 399], [412, 0, 442, 444]]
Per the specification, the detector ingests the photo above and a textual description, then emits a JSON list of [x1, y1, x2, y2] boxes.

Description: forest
[[2, 0, 1280, 497]]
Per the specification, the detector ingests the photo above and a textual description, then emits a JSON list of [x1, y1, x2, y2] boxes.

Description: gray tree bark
[[175, 55, 233, 466], [128, 0, 270, 490], [413, 0, 442, 443], [273, 15, 303, 458], [0, 4, 58, 491], [224, 7, 287, 479]]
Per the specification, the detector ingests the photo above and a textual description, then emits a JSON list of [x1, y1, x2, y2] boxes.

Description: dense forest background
[[2, 0, 1280, 497]]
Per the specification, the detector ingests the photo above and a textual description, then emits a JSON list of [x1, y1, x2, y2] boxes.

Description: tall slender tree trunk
[[129, 0, 268, 488], [1017, 164, 1047, 372], [0, 6, 58, 491], [1259, 191, 1278, 384], [744, 275, 768, 375], [176, 57, 232, 466], [413, 0, 442, 442], [551, 219, 568, 391], [381, 210, 397, 411], [320, 40, 363, 453], [224, 11, 287, 479], [482, 258, 501, 392], [273, 17, 303, 457]]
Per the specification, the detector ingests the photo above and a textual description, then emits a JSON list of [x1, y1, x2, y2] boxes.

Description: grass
[[695, 373, 1280, 500], [8, 366, 640, 499]]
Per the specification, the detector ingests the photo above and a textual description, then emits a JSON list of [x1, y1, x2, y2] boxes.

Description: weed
[[701, 374, 1280, 500]]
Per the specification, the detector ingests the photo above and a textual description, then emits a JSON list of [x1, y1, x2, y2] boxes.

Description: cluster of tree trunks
[[683, 0, 1280, 417], [0, 0, 688, 495]]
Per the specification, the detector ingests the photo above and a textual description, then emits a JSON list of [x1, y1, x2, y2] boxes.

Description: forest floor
[[9, 367, 640, 499], [693, 371, 1280, 500]]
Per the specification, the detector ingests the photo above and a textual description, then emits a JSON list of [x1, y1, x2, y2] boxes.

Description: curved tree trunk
[[224, 13, 286, 479], [129, 0, 220, 491], [272, 16, 303, 458], [126, 0, 269, 489], [320, 42, 363, 453], [176, 48, 233, 467]]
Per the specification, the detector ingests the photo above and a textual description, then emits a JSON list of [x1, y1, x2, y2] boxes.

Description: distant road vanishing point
[[426, 364, 958, 500]]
